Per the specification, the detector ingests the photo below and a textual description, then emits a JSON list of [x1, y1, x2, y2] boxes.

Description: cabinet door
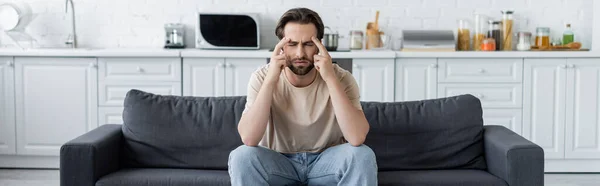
[[15, 57, 98, 156], [99, 107, 124, 125], [395, 59, 437, 101], [225, 58, 265, 96], [352, 59, 394, 102], [523, 59, 567, 159], [183, 58, 225, 97], [483, 109, 523, 135], [565, 59, 600, 159], [0, 57, 16, 155]]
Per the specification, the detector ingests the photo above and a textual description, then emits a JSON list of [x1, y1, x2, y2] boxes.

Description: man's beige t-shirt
[[243, 63, 362, 153]]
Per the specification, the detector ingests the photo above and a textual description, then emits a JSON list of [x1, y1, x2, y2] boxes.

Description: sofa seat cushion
[[361, 94, 487, 171], [378, 169, 508, 186], [96, 168, 230, 186], [122, 89, 245, 170]]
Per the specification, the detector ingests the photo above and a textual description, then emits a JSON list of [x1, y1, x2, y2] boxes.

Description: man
[[228, 7, 378, 186]]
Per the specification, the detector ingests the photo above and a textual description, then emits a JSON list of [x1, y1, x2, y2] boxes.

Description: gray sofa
[[60, 89, 544, 186]]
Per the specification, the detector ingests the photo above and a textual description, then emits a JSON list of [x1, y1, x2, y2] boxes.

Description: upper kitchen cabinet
[[352, 59, 395, 102], [395, 58, 437, 102], [565, 58, 600, 159], [438, 58, 523, 83], [14, 57, 98, 156], [183, 58, 266, 97], [523, 58, 567, 159], [0, 57, 16, 155]]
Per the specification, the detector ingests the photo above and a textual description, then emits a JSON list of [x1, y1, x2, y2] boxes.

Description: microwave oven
[[195, 13, 261, 49]]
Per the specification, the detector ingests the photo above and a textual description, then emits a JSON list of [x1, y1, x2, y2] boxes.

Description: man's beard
[[287, 57, 314, 76]]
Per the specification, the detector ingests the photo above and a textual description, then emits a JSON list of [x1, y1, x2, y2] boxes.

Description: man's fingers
[[311, 36, 329, 57], [273, 37, 290, 56]]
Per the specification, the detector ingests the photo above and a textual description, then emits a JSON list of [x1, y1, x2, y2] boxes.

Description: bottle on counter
[[487, 20, 502, 51], [501, 10, 514, 51], [516, 32, 532, 51], [563, 24, 574, 45], [456, 19, 471, 51], [473, 14, 488, 51], [535, 27, 550, 49]]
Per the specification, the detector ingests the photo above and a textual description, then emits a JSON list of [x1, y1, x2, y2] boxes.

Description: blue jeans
[[228, 143, 378, 186]]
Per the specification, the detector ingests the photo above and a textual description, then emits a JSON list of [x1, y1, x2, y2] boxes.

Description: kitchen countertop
[[1, 47, 600, 58]]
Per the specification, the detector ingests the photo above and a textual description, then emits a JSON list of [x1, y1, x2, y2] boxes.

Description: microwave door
[[198, 14, 259, 49]]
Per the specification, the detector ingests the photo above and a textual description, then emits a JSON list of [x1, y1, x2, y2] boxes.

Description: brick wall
[[1, 0, 593, 49]]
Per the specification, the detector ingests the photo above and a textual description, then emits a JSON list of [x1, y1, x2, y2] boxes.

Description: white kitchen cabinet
[[565, 59, 600, 159], [482, 109, 523, 135], [523, 59, 567, 159], [14, 57, 98, 156], [395, 59, 437, 101], [352, 59, 395, 102], [0, 57, 16, 155], [438, 83, 523, 109], [438, 58, 523, 83], [224, 59, 266, 96], [183, 58, 226, 97], [184, 58, 266, 97], [99, 82, 181, 106], [99, 107, 124, 125]]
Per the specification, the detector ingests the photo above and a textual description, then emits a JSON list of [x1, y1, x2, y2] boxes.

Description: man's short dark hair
[[275, 8, 325, 40]]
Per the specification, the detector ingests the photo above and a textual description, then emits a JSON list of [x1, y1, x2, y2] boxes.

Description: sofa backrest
[[122, 89, 244, 170], [361, 94, 487, 171], [122, 89, 487, 171]]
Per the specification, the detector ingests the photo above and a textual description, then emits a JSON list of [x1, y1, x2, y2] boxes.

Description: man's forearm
[[238, 80, 277, 146], [325, 79, 369, 146]]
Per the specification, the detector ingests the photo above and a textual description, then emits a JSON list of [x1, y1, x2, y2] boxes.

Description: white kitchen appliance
[[195, 12, 260, 50], [401, 30, 456, 52]]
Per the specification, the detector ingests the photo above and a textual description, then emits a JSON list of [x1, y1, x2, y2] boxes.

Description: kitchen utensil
[[164, 23, 185, 48], [322, 26, 339, 51]]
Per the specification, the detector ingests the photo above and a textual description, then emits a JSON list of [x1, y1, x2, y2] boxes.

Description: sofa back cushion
[[121, 89, 245, 170], [362, 94, 487, 171]]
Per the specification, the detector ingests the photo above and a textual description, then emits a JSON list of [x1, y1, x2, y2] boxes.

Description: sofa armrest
[[484, 125, 544, 186], [60, 124, 123, 186]]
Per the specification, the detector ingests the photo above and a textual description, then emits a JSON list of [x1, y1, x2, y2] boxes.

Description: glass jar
[[456, 19, 471, 51], [501, 10, 514, 51], [535, 27, 550, 48], [487, 20, 502, 51], [473, 14, 488, 51], [482, 38, 496, 51], [349, 30, 363, 50], [516, 32, 532, 51]]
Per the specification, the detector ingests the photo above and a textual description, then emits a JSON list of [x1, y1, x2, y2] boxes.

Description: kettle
[[322, 26, 339, 51]]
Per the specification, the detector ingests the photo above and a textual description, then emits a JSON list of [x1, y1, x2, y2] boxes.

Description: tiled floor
[[0, 169, 599, 186]]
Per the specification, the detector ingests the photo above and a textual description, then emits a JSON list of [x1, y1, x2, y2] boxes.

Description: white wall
[[0, 0, 593, 49]]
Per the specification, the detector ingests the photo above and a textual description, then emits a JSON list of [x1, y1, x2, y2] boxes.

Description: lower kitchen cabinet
[[0, 57, 15, 155], [482, 109, 523, 135], [99, 107, 125, 125], [395, 58, 437, 101], [352, 59, 395, 102], [14, 57, 98, 156], [183, 58, 265, 97]]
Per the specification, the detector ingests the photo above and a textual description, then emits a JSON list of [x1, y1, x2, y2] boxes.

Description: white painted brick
[[355, 0, 387, 7], [388, 0, 423, 8], [406, 8, 440, 18], [440, 8, 474, 19], [282, 0, 321, 7], [457, 0, 492, 9], [423, 0, 457, 8], [322, 0, 353, 7], [3, 0, 591, 49], [491, 0, 527, 11], [248, 0, 282, 5]]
